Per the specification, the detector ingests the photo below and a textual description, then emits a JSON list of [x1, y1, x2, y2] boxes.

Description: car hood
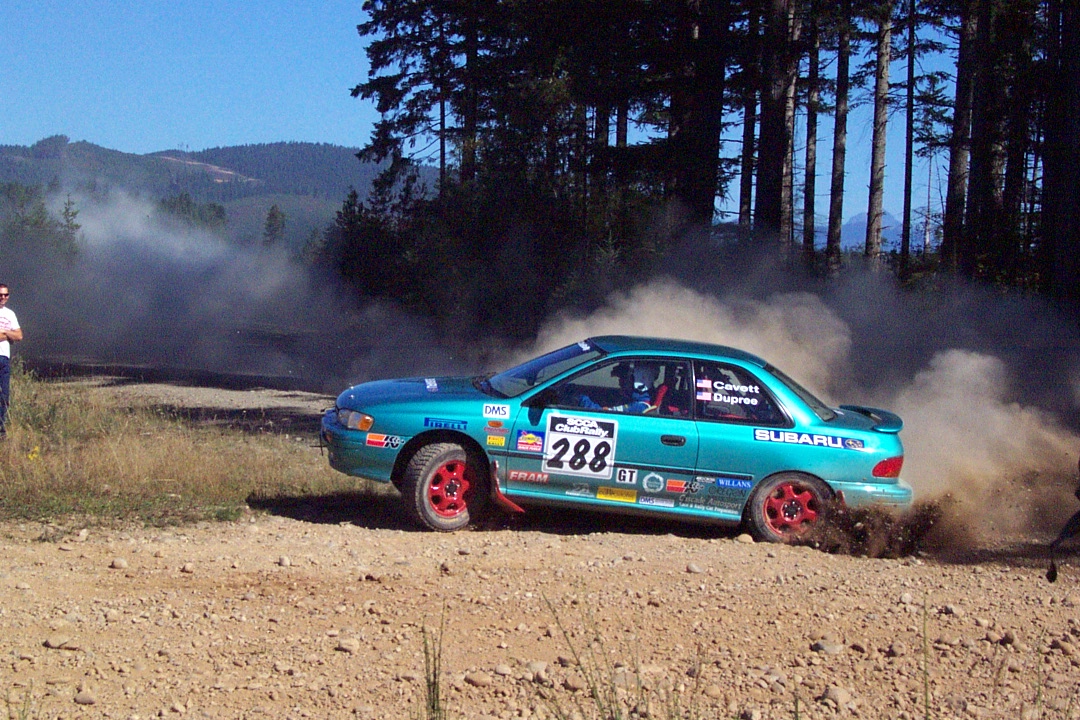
[[335, 376, 490, 410]]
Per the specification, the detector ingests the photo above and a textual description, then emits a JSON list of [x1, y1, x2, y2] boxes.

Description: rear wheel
[[746, 473, 832, 542], [401, 442, 487, 532]]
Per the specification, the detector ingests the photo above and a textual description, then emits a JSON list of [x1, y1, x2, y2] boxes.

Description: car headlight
[[337, 409, 374, 431]]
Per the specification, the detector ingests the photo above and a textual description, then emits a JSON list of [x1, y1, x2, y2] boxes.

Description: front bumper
[[320, 410, 397, 484]]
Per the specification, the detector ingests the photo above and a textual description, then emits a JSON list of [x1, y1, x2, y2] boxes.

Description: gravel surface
[[2, 383, 1079, 720]]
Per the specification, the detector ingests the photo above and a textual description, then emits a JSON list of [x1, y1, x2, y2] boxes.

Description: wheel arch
[[391, 430, 491, 489], [742, 470, 836, 536]]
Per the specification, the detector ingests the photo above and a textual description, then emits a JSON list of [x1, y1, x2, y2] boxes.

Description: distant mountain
[[799, 211, 903, 251], [0, 135, 382, 248]]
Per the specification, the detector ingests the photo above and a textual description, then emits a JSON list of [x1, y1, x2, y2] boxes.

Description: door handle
[[660, 435, 686, 447]]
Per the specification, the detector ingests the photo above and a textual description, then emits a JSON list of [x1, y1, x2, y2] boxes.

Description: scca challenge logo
[[542, 415, 619, 480]]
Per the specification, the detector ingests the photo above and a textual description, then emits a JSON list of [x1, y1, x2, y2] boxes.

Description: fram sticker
[[753, 428, 861, 450], [509, 470, 549, 484], [483, 403, 511, 419], [597, 486, 637, 503], [515, 430, 545, 453], [366, 433, 403, 449]]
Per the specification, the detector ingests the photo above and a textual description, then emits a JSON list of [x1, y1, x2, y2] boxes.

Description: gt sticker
[[515, 430, 545, 453], [753, 428, 861, 450], [509, 470, 549, 484], [642, 473, 665, 493], [543, 415, 618, 480], [598, 486, 637, 503], [366, 433, 403, 449], [483, 403, 511, 419], [615, 468, 638, 485]]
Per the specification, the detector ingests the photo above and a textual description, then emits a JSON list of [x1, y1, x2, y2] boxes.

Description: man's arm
[[1, 327, 22, 342]]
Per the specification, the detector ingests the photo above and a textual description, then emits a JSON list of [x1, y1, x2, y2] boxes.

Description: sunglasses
[[0, 293, 8, 298]]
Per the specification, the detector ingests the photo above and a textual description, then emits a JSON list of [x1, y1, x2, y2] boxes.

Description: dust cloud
[[526, 275, 1080, 547], [10, 191, 457, 391]]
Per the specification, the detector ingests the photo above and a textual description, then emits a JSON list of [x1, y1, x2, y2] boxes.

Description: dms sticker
[[366, 433, 403, 449], [542, 415, 618, 480], [483, 403, 511, 419], [753, 428, 862, 450], [515, 430, 545, 453], [639, 496, 674, 508]]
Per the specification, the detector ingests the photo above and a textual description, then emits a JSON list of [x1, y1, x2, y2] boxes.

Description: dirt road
[[2, 382, 1079, 719]]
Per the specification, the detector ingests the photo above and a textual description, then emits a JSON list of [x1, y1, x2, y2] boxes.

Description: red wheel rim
[[426, 459, 472, 518], [762, 481, 819, 536]]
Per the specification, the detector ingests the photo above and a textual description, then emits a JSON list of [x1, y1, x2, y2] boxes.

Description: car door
[[689, 359, 792, 520], [505, 358, 698, 512]]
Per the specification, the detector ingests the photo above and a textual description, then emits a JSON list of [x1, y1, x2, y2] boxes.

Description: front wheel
[[401, 443, 487, 532], [746, 473, 832, 542]]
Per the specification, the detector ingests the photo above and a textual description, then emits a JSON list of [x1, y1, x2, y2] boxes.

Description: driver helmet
[[632, 364, 659, 394]]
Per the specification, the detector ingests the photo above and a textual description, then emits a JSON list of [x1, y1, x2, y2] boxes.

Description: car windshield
[[485, 340, 605, 397], [765, 364, 837, 421]]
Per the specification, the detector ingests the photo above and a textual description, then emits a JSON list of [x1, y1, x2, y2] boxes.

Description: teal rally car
[[321, 336, 913, 541]]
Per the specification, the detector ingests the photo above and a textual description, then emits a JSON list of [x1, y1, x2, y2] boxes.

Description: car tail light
[[872, 456, 904, 478]]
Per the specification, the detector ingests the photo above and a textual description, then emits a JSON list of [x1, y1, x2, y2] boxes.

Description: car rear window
[[765, 364, 837, 421]]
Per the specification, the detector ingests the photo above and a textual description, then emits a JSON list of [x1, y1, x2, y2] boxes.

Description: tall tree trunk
[[754, 0, 800, 243], [668, 2, 729, 227], [900, 0, 916, 280], [739, 8, 760, 232], [459, 0, 479, 183], [865, 1, 893, 267], [941, 0, 976, 271], [781, 8, 801, 247], [826, 0, 851, 274], [803, 11, 820, 262], [1043, 0, 1080, 317]]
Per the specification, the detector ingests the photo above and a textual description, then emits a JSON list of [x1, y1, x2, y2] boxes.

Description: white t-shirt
[[0, 307, 19, 358]]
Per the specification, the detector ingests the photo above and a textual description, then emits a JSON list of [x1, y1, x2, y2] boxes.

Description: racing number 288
[[547, 437, 611, 473]]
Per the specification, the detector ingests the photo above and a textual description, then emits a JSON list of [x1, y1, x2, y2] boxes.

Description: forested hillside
[[0, 136, 380, 248]]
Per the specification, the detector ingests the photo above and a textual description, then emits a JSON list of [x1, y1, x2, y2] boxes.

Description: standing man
[[0, 283, 23, 437]]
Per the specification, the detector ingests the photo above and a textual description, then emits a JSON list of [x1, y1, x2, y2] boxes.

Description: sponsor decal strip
[[424, 417, 467, 431], [366, 433, 403, 449]]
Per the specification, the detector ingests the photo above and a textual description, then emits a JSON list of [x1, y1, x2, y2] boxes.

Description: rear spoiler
[[839, 405, 904, 433]]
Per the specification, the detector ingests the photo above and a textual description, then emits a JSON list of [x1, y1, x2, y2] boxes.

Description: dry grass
[[0, 361, 370, 524]]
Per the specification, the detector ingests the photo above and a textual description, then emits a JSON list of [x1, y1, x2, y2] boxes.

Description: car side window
[[552, 359, 692, 416], [693, 361, 785, 425]]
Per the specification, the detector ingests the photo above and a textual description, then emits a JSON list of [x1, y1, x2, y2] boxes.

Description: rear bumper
[[831, 478, 913, 509]]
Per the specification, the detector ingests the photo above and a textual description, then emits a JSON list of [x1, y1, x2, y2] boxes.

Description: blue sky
[[1, 1, 935, 224]]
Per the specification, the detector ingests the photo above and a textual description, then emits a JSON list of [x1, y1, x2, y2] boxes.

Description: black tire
[[746, 472, 832, 543], [401, 442, 488, 532]]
